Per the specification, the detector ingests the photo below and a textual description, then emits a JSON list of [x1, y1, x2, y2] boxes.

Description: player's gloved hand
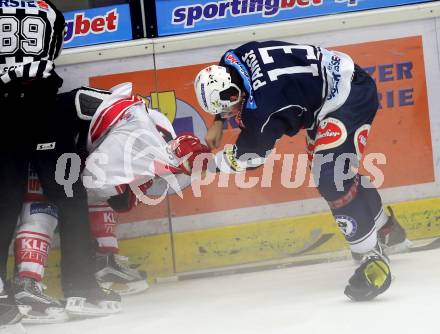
[[172, 134, 212, 175], [107, 181, 153, 212], [344, 254, 391, 301]]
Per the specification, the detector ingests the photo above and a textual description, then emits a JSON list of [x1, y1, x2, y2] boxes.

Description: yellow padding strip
[[173, 198, 440, 272], [7, 197, 440, 294]]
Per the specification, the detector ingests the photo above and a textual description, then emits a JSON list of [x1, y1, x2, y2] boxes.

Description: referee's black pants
[[0, 76, 97, 293]]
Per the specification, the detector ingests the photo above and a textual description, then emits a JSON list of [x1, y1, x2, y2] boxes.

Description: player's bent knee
[[316, 166, 358, 203]]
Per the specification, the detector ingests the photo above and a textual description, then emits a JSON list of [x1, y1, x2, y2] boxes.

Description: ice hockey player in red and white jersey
[[14, 82, 210, 323]]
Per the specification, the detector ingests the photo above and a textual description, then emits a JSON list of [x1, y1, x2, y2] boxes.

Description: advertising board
[[63, 4, 133, 48], [156, 0, 434, 36]]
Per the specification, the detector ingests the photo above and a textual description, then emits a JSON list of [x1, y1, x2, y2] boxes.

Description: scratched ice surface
[[27, 248, 440, 334]]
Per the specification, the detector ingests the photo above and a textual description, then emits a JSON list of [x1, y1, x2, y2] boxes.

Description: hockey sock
[[15, 202, 58, 281], [89, 204, 119, 254]]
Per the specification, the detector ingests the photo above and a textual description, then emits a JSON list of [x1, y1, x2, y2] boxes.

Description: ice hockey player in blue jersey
[[194, 40, 409, 301]]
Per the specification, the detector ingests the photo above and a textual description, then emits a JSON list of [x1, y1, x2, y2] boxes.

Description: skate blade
[[18, 305, 69, 324], [383, 239, 413, 255], [113, 255, 141, 269], [65, 297, 122, 318], [0, 323, 27, 334], [100, 280, 149, 296]]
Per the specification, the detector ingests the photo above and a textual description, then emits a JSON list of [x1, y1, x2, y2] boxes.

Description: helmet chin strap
[[220, 94, 245, 119], [218, 82, 243, 116], [229, 83, 242, 103]]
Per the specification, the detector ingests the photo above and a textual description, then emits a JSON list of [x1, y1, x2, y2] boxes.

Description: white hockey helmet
[[194, 65, 242, 116]]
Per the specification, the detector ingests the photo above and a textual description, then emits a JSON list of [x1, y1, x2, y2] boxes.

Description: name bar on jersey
[[156, 0, 433, 36], [0, 0, 49, 9], [63, 4, 133, 49]]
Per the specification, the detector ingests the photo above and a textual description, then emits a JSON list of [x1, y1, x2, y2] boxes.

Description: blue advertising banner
[[64, 4, 133, 48], [156, 0, 433, 36]]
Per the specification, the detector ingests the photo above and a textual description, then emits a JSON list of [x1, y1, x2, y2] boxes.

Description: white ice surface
[[26, 249, 440, 334]]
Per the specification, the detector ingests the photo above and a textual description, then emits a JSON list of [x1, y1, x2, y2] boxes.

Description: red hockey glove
[[172, 134, 211, 175]]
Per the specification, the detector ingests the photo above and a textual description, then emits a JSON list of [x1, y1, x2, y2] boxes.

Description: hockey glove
[[172, 134, 211, 175], [344, 255, 391, 301], [107, 181, 152, 212]]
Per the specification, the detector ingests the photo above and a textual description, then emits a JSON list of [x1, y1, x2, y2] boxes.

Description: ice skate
[[378, 206, 412, 254], [13, 276, 68, 324], [345, 243, 392, 301], [64, 281, 122, 318], [0, 288, 25, 334], [95, 253, 149, 296]]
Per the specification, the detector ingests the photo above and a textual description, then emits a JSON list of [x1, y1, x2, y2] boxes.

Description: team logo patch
[[314, 118, 347, 153], [121, 110, 134, 122], [335, 215, 358, 239], [354, 124, 371, 160], [30, 203, 58, 219]]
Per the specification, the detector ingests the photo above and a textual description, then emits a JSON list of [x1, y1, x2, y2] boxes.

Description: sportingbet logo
[[64, 9, 119, 44], [173, 0, 323, 28]]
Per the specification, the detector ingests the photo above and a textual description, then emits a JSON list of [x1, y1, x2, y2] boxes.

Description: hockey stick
[[286, 233, 334, 257]]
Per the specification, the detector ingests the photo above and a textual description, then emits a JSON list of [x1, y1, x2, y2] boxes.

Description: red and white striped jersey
[[84, 83, 189, 203]]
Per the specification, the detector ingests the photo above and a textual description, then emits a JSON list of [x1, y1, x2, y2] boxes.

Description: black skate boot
[[13, 276, 68, 324], [95, 253, 148, 296], [64, 280, 122, 318], [0, 288, 25, 334], [345, 244, 391, 301], [378, 206, 411, 254]]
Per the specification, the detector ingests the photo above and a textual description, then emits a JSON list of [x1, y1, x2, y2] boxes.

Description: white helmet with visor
[[194, 65, 242, 117]]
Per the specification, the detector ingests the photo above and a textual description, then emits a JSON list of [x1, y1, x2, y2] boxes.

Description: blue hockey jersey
[[215, 40, 354, 173]]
